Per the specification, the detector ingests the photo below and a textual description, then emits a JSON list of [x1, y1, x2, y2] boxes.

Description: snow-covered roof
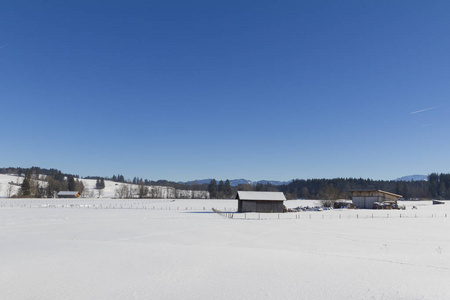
[[57, 191, 80, 196], [236, 191, 286, 201], [350, 189, 402, 198]]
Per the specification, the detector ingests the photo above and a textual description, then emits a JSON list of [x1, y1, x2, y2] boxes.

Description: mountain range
[[180, 179, 291, 187], [183, 175, 429, 186], [394, 175, 428, 182]]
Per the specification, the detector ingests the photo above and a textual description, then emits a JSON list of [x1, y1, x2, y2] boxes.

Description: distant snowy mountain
[[182, 178, 289, 187], [394, 175, 428, 181], [256, 180, 291, 186]]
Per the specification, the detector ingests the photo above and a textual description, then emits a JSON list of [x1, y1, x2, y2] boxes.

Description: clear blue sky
[[1, 1, 449, 182]]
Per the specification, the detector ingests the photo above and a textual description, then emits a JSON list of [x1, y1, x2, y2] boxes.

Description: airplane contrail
[[410, 106, 440, 115], [0, 44, 7, 50]]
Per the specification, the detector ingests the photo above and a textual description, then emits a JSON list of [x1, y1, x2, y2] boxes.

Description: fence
[[0, 199, 235, 212], [212, 209, 449, 220]]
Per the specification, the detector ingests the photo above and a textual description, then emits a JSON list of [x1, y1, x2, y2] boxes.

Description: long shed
[[236, 191, 286, 213], [57, 191, 81, 198], [350, 190, 402, 209]]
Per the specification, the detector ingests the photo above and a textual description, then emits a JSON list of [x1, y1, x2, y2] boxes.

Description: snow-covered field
[[1, 198, 450, 299]]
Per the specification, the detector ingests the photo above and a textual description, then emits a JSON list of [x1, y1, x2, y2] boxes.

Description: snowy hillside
[[0, 174, 208, 199], [0, 174, 24, 197]]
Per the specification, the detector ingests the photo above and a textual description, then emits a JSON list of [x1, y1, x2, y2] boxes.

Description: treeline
[[228, 177, 439, 200], [207, 179, 233, 198], [0, 166, 78, 179], [276, 178, 431, 200], [428, 173, 450, 200]]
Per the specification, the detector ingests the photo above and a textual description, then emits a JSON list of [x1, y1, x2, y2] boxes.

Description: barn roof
[[235, 191, 286, 201], [349, 189, 402, 198], [57, 191, 80, 196]]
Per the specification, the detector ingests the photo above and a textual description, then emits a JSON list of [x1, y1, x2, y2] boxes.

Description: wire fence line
[[212, 209, 449, 220], [0, 201, 235, 212]]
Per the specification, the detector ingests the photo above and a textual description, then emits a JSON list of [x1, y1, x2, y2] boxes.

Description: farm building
[[236, 191, 286, 213], [57, 191, 81, 198], [350, 190, 402, 209]]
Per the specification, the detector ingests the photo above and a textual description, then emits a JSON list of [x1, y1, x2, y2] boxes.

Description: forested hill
[[193, 175, 449, 200], [1, 167, 449, 200]]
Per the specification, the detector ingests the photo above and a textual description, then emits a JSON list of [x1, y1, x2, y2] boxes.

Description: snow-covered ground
[[1, 198, 450, 299], [0, 174, 208, 199]]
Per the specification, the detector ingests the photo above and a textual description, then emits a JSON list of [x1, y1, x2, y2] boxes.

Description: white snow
[[1, 198, 450, 299], [0, 174, 23, 198], [0, 174, 208, 199]]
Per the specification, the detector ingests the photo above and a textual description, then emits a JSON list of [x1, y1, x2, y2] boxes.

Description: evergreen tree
[[20, 171, 31, 197], [96, 178, 105, 189], [402, 184, 410, 200], [428, 173, 439, 198], [218, 180, 225, 198], [68, 175, 76, 191], [208, 179, 218, 198], [439, 180, 446, 199], [224, 179, 232, 198], [255, 183, 264, 191]]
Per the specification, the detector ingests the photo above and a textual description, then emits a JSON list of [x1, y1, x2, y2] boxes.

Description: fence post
[[258, 213, 260, 220]]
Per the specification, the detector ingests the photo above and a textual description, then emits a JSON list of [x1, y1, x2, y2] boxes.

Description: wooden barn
[[236, 191, 286, 213], [57, 191, 81, 198], [350, 190, 402, 209]]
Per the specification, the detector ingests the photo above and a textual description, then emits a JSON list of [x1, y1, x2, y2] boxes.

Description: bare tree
[[320, 199, 335, 208], [115, 184, 133, 198], [97, 188, 104, 198], [6, 183, 14, 198], [138, 182, 149, 198], [82, 187, 90, 198]]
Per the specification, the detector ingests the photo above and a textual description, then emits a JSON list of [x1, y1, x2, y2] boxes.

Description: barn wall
[[239, 200, 283, 213], [352, 196, 379, 209], [240, 201, 257, 212], [352, 192, 399, 209]]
